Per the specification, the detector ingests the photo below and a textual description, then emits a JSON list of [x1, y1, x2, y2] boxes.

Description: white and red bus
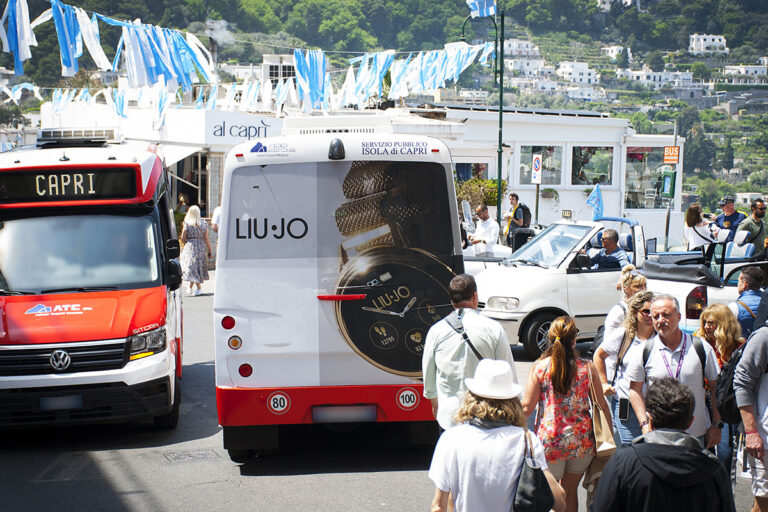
[[214, 133, 464, 461], [0, 129, 183, 428]]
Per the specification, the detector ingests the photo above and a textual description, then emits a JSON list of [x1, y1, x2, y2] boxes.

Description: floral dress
[[533, 357, 596, 463], [180, 221, 209, 283]]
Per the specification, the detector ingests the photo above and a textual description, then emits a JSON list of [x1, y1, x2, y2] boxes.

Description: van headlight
[[128, 327, 167, 360], [486, 296, 519, 311]]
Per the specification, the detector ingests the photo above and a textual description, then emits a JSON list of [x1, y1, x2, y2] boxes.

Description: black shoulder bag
[[444, 309, 484, 360], [513, 430, 555, 512]]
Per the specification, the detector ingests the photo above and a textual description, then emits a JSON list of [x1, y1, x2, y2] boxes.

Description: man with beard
[[738, 198, 767, 258]]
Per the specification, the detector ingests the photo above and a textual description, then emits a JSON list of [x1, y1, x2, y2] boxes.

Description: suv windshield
[[0, 214, 160, 293], [505, 223, 592, 267]]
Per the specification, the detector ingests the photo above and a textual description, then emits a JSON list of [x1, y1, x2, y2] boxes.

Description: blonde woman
[[180, 205, 212, 296], [594, 290, 655, 446], [429, 359, 565, 512], [696, 303, 744, 472], [604, 264, 647, 341], [522, 316, 612, 512]]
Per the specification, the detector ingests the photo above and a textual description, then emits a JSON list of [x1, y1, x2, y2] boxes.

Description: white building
[[689, 34, 729, 55], [566, 86, 607, 102], [503, 39, 540, 58], [760, 57, 768, 66], [506, 59, 550, 77], [260, 54, 296, 85], [601, 45, 633, 63], [557, 62, 599, 85], [616, 68, 693, 90], [219, 63, 260, 80], [597, 0, 633, 11], [724, 64, 768, 77], [459, 89, 489, 103]]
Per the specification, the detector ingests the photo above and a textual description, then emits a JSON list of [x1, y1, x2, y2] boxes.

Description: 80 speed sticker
[[396, 387, 420, 411], [266, 391, 291, 414]]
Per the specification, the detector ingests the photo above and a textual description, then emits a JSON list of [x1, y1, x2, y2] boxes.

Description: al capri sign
[[205, 111, 284, 146]]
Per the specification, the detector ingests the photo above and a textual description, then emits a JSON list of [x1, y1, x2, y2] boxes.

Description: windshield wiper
[[0, 289, 36, 295], [40, 286, 118, 294], [508, 258, 548, 268]]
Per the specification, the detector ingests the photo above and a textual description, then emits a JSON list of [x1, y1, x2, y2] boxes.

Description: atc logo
[[25, 303, 92, 316], [26, 304, 52, 314], [251, 142, 267, 153]]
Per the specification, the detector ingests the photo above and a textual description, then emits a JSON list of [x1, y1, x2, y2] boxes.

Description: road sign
[[531, 154, 542, 184], [663, 146, 679, 164]]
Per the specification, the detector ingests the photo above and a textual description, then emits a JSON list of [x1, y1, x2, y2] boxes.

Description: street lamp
[[461, 8, 505, 226]]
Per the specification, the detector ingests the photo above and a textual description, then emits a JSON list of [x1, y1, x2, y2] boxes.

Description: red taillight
[[686, 285, 707, 319], [221, 316, 235, 329], [238, 364, 253, 377]]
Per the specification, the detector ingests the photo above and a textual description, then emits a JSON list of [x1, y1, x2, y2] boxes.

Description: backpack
[[715, 343, 746, 424], [519, 203, 532, 228]]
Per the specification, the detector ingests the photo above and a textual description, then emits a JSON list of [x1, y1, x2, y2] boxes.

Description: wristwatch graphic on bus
[[333, 161, 454, 377]]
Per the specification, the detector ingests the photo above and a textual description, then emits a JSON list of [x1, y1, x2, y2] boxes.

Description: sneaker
[[193, 289, 202, 296]]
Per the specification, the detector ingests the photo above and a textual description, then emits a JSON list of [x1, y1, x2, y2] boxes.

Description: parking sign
[[531, 154, 542, 184]]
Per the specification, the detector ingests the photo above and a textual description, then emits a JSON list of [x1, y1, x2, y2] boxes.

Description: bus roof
[[224, 133, 452, 171], [0, 141, 164, 208]]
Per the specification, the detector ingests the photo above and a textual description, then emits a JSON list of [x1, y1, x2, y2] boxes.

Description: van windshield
[[0, 214, 160, 293], [505, 223, 592, 268]]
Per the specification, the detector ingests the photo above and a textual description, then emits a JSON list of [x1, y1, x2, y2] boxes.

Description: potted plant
[[541, 188, 559, 200]]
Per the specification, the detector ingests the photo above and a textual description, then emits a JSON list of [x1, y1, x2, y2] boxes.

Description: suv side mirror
[[166, 260, 182, 290], [166, 239, 180, 259]]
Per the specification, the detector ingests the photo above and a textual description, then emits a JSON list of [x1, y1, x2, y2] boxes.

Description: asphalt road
[[0, 273, 756, 511]]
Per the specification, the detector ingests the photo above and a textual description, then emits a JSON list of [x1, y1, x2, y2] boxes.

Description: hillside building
[[616, 68, 693, 90], [723, 65, 768, 77], [557, 61, 599, 85], [689, 34, 729, 55], [601, 45, 633, 63], [503, 39, 541, 58]]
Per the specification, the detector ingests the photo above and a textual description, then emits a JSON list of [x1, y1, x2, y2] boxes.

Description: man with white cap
[[428, 359, 565, 512], [422, 274, 516, 431]]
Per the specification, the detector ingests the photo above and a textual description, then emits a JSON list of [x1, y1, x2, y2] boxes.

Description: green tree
[[677, 106, 701, 136], [631, 112, 654, 133], [615, 47, 629, 68], [690, 61, 710, 80], [720, 137, 734, 170], [684, 126, 717, 174], [645, 50, 665, 72]]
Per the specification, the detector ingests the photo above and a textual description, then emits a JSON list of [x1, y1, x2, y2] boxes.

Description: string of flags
[[0, 0, 501, 124]]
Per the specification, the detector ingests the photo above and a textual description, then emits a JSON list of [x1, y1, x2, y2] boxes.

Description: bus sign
[[0, 167, 137, 203], [663, 146, 679, 165]]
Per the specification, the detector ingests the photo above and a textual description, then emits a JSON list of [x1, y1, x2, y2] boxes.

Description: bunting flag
[[586, 184, 604, 221], [466, 0, 496, 18], [0, 0, 38, 75]]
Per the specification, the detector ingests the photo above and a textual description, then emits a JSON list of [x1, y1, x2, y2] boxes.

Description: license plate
[[40, 395, 83, 411]]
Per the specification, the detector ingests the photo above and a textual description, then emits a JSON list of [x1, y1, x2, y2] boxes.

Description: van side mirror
[[166, 239, 180, 259], [166, 260, 182, 290]]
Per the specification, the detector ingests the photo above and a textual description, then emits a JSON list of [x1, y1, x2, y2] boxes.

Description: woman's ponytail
[[545, 316, 577, 395]]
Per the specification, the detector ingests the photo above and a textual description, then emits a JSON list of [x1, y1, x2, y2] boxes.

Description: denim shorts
[[611, 395, 642, 446]]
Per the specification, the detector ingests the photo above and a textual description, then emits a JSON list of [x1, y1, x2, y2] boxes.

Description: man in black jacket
[[590, 377, 735, 512]]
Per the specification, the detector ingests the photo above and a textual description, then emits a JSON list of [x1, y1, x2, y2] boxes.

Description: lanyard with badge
[[659, 333, 688, 379]]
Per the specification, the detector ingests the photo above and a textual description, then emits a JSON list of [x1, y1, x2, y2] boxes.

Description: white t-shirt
[[429, 424, 548, 512], [684, 222, 717, 249], [422, 309, 517, 430], [599, 328, 647, 399], [625, 333, 720, 437], [603, 302, 627, 342], [211, 206, 221, 229], [473, 217, 500, 254]]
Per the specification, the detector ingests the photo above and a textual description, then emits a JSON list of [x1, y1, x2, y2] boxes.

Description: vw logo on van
[[50, 350, 72, 371]]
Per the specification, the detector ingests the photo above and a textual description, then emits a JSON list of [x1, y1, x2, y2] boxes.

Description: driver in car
[[590, 229, 629, 270]]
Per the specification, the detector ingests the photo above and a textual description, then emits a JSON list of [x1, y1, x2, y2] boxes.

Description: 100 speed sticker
[[396, 387, 420, 411]]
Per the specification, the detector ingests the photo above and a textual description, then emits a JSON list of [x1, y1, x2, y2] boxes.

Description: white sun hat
[[465, 359, 523, 400]]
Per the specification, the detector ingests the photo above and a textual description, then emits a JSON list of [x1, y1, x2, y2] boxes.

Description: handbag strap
[[523, 429, 533, 459], [444, 309, 484, 360], [610, 330, 633, 386]]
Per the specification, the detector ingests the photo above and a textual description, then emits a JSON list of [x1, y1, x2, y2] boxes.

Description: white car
[[469, 218, 646, 357]]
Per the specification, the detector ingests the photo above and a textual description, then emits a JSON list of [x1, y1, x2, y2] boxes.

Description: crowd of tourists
[[421, 269, 768, 512]]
